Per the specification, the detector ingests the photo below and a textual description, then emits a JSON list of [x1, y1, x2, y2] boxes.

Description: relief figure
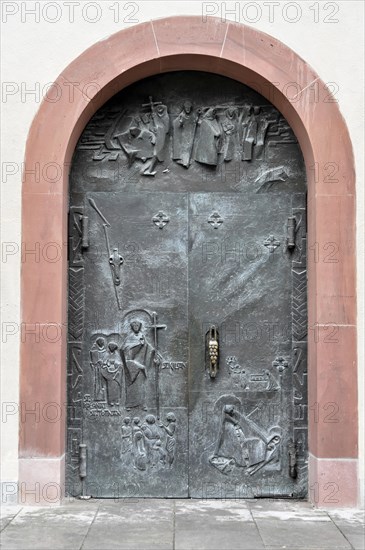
[[220, 107, 239, 162], [255, 107, 271, 158], [172, 101, 198, 168], [227, 356, 248, 389], [241, 106, 258, 161], [160, 412, 177, 467], [89, 337, 107, 401], [210, 403, 281, 476], [132, 417, 147, 471], [142, 414, 166, 466], [115, 98, 170, 177], [116, 125, 155, 168], [152, 104, 170, 162], [100, 342, 123, 406], [142, 100, 170, 176], [211, 405, 249, 474], [121, 416, 133, 455], [265, 369, 280, 391], [121, 320, 157, 410], [194, 108, 222, 166]]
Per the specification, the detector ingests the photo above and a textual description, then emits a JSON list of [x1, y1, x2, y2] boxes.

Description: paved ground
[[0, 499, 364, 550]]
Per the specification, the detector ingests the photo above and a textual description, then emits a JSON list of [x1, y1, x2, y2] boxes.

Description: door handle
[[207, 325, 219, 379]]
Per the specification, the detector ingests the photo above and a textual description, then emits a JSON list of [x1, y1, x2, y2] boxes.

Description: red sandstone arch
[[20, 16, 358, 506]]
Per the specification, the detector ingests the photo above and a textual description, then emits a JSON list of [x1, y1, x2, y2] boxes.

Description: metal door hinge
[[288, 439, 297, 479], [79, 443, 87, 479], [79, 443, 91, 499], [286, 216, 296, 250], [81, 215, 89, 249], [69, 206, 89, 266]]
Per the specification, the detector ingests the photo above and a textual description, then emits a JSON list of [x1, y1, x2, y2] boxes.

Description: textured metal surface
[[67, 71, 307, 498]]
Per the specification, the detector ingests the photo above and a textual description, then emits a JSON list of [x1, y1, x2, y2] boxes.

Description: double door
[[67, 189, 307, 498]]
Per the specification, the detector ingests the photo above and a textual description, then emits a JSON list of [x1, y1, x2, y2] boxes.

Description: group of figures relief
[[87, 309, 178, 471], [121, 413, 177, 471], [79, 98, 281, 176], [89, 309, 166, 409]]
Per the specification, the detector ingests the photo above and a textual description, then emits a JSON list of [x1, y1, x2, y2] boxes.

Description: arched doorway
[[20, 17, 358, 506], [67, 71, 307, 498]]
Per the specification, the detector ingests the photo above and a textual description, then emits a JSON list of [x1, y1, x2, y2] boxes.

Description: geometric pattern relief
[[292, 344, 308, 415], [291, 340, 308, 496], [67, 427, 82, 464], [69, 206, 85, 267], [68, 343, 83, 405], [65, 426, 83, 496], [292, 207, 306, 269], [292, 269, 307, 341], [293, 236, 307, 269], [293, 463, 308, 499], [68, 267, 85, 340], [290, 198, 308, 498], [66, 343, 84, 496]]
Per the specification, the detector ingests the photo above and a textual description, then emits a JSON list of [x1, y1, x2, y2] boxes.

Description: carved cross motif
[[208, 211, 223, 229], [152, 211, 170, 229], [264, 234, 280, 252], [272, 356, 288, 372], [109, 247, 124, 286]]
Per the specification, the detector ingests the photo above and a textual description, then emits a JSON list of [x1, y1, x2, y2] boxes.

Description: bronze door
[[188, 192, 307, 498], [67, 72, 308, 498]]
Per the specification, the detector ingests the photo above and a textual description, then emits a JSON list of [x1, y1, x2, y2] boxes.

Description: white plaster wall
[[1, 0, 364, 505]]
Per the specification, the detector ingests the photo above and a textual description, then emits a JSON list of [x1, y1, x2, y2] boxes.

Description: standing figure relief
[[122, 320, 157, 411]]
